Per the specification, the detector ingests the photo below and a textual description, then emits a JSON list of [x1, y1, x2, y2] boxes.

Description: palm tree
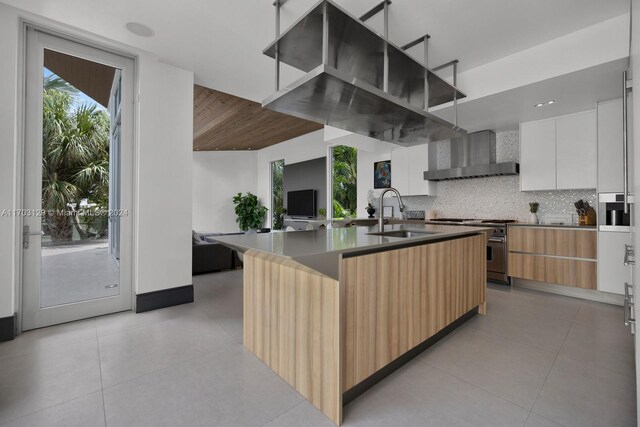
[[332, 145, 357, 218], [42, 77, 110, 242]]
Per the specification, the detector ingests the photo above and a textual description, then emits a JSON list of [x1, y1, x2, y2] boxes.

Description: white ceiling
[[432, 58, 630, 132], [2, 0, 629, 104]]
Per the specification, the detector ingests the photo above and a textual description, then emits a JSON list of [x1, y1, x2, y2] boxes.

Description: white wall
[[192, 151, 257, 233], [0, 4, 20, 318], [0, 3, 194, 318], [256, 128, 396, 222], [135, 55, 193, 295]]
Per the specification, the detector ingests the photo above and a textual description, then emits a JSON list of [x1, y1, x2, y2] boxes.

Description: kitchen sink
[[367, 230, 438, 238]]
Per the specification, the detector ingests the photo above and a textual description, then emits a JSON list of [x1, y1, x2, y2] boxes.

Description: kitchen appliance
[[599, 193, 634, 232], [404, 210, 426, 220], [423, 131, 520, 181], [428, 218, 515, 284], [263, 0, 466, 145]]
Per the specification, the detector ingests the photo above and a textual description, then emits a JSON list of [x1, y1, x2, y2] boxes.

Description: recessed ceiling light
[[126, 22, 155, 37], [534, 100, 557, 108]]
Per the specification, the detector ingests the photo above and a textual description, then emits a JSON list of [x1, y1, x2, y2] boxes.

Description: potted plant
[[318, 208, 326, 219], [529, 202, 539, 224], [233, 192, 268, 232], [366, 190, 376, 218], [366, 202, 376, 218]]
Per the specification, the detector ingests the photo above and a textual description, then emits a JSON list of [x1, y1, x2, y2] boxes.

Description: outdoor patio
[[41, 242, 119, 307]]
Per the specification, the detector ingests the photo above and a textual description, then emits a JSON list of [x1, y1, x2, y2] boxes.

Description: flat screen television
[[287, 189, 316, 218]]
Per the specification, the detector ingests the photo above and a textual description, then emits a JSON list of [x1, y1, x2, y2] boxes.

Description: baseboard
[[343, 307, 478, 406], [135, 285, 194, 313], [512, 278, 625, 306], [0, 313, 17, 342]]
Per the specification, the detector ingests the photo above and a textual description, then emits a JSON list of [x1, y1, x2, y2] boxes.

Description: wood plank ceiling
[[193, 84, 323, 151], [44, 49, 115, 108]]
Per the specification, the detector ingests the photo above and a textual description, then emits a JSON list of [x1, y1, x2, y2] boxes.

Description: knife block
[[578, 208, 597, 226]]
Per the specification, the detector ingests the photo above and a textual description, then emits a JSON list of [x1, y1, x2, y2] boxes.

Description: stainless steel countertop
[[508, 223, 597, 230], [213, 224, 490, 280]]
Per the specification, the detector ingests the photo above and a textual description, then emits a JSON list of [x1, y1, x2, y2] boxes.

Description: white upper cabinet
[[556, 110, 597, 190], [520, 110, 597, 191], [520, 119, 556, 191], [391, 144, 437, 196], [407, 144, 437, 196], [390, 147, 409, 194]]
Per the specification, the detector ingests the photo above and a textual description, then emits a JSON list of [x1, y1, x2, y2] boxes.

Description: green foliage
[[333, 200, 350, 219], [271, 160, 285, 229], [529, 202, 539, 213], [233, 192, 268, 231], [332, 145, 357, 218], [318, 208, 326, 219], [42, 77, 110, 241]]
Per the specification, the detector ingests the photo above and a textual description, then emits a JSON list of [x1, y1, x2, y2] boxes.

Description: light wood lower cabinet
[[243, 233, 487, 426], [508, 226, 597, 290], [341, 235, 486, 391], [508, 253, 597, 289], [243, 252, 342, 423], [509, 227, 596, 258]]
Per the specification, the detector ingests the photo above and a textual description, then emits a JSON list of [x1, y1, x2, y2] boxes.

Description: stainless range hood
[[423, 131, 519, 181], [262, 0, 467, 145]]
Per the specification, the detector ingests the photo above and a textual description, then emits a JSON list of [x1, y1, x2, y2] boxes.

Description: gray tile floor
[[0, 270, 636, 427]]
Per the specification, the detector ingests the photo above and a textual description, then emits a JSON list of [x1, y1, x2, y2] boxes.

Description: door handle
[[23, 225, 43, 249], [624, 244, 635, 266], [625, 296, 636, 326], [625, 282, 633, 301]]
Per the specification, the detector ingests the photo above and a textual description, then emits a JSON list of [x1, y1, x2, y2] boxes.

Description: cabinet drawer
[[508, 227, 596, 259], [508, 227, 545, 254], [508, 252, 546, 282], [508, 253, 597, 289], [544, 229, 596, 259]]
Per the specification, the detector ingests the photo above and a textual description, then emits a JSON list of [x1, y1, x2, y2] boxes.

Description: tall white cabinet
[[596, 97, 634, 296], [520, 110, 597, 191]]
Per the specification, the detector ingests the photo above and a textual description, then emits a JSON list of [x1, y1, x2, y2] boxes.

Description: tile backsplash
[[378, 130, 596, 222]]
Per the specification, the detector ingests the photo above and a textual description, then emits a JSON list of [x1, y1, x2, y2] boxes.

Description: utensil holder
[[578, 215, 588, 226]]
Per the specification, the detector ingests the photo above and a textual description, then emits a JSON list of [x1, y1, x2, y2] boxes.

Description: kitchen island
[[214, 224, 489, 425]]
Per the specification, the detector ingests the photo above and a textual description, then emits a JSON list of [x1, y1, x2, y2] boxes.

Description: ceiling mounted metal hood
[[424, 131, 520, 181], [262, 0, 467, 145]]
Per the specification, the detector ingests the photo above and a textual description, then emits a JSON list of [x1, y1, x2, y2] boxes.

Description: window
[[331, 146, 357, 219], [271, 159, 285, 229]]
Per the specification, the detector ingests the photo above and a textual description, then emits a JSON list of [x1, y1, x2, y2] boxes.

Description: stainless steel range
[[428, 218, 514, 284]]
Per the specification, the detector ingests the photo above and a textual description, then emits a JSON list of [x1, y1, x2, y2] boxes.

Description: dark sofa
[[192, 231, 241, 275]]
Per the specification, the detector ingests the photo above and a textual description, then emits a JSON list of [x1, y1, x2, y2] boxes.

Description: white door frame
[[21, 27, 135, 330]]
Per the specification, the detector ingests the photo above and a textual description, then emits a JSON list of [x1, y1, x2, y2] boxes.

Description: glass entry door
[[21, 28, 134, 330]]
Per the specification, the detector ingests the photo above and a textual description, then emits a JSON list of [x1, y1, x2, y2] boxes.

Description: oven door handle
[[488, 237, 506, 243]]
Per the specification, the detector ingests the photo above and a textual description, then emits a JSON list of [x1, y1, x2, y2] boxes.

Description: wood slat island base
[[242, 233, 487, 425]]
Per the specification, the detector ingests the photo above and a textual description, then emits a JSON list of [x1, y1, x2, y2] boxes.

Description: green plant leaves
[[232, 192, 268, 231]]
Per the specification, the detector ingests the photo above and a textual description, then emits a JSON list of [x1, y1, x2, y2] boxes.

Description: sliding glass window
[[331, 146, 357, 219]]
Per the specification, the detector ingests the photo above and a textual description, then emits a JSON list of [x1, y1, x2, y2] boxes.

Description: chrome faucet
[[378, 187, 405, 233]]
